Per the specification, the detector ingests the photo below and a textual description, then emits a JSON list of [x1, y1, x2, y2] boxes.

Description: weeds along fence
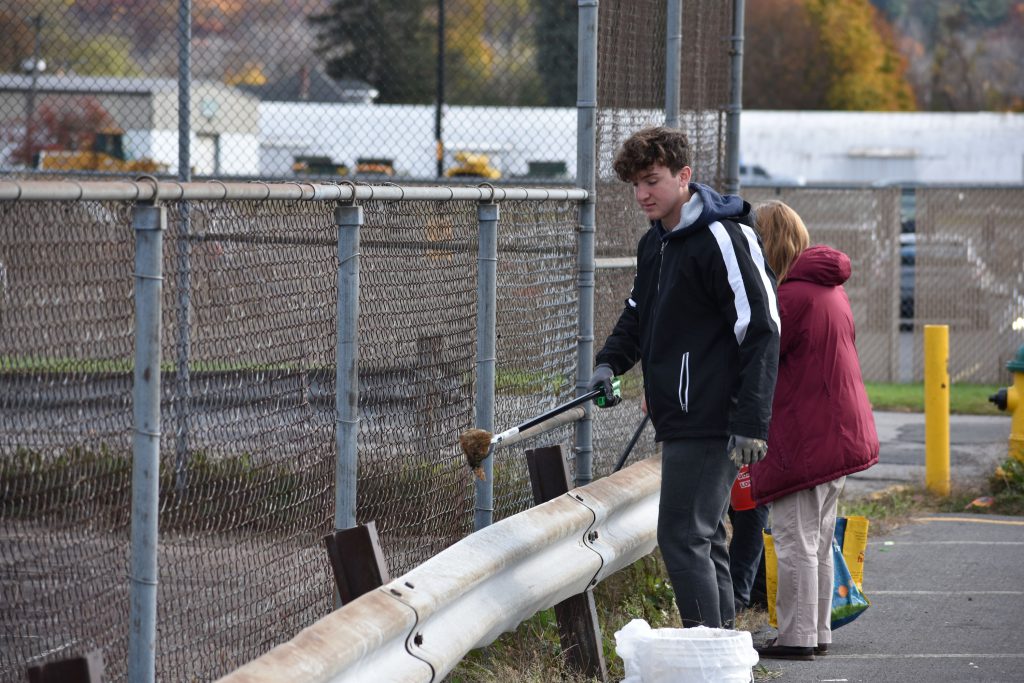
[[0, 178, 659, 683]]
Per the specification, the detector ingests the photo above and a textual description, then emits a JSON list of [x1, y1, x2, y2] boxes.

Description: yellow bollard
[[924, 325, 950, 496]]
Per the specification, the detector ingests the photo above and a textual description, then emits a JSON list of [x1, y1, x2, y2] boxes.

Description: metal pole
[[178, 0, 191, 182], [665, 0, 682, 128], [723, 0, 746, 194], [174, 0, 193, 497], [474, 201, 498, 530], [24, 14, 43, 167], [334, 204, 363, 533], [435, 0, 446, 178], [924, 325, 950, 496], [575, 0, 598, 487], [128, 201, 165, 683]]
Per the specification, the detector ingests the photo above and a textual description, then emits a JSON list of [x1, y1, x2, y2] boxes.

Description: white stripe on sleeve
[[709, 222, 751, 344], [738, 223, 782, 333]]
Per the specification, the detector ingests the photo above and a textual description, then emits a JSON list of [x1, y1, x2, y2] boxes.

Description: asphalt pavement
[[752, 411, 1024, 682], [844, 411, 1012, 498]]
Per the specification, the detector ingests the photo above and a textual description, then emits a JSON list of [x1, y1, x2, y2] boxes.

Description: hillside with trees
[[4, 0, 1021, 111], [871, 0, 1024, 110]]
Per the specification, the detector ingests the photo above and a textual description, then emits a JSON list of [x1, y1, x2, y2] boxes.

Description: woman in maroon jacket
[[750, 201, 879, 660]]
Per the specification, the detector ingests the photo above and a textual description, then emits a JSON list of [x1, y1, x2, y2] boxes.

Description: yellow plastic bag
[[763, 516, 870, 629], [762, 529, 778, 627], [837, 515, 869, 588]]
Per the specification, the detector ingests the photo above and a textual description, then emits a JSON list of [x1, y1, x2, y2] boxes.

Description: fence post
[[723, 0, 746, 194], [128, 199, 165, 683], [575, 0, 599, 487], [173, 0, 194, 498], [665, 0, 682, 128], [924, 324, 950, 495], [334, 203, 363, 537], [474, 201, 499, 531]]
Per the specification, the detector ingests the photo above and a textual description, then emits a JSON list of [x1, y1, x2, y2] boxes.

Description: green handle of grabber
[[595, 376, 621, 408]]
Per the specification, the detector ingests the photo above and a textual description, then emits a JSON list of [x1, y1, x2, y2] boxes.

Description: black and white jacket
[[596, 183, 781, 441]]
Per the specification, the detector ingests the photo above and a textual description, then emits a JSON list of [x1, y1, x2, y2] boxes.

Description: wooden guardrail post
[[526, 445, 608, 682], [26, 650, 104, 683], [323, 520, 390, 607]]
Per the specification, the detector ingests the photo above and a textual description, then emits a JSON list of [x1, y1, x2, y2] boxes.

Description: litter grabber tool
[[460, 384, 619, 480], [613, 413, 650, 472]]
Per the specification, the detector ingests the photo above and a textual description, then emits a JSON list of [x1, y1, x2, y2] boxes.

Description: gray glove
[[587, 364, 621, 408], [727, 434, 768, 466]]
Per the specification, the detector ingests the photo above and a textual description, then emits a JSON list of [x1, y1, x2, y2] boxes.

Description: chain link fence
[[914, 187, 1024, 384], [0, 185, 584, 682], [3, 184, 1022, 681]]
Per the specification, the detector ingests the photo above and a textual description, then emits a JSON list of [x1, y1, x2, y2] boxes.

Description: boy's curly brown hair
[[612, 126, 691, 182]]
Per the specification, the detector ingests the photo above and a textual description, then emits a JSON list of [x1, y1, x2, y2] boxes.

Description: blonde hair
[[754, 200, 810, 283]]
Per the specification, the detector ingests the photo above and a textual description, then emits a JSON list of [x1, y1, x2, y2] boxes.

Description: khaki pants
[[771, 477, 845, 648]]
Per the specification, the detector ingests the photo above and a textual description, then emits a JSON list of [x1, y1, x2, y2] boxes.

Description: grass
[[865, 382, 1003, 415]]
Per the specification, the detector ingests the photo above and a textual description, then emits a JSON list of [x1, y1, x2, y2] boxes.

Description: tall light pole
[[435, 0, 445, 178], [23, 14, 44, 167]]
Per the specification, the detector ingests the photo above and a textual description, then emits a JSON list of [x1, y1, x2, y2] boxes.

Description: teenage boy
[[589, 126, 780, 628]]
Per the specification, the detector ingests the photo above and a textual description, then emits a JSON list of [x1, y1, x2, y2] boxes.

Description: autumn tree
[[871, 0, 1023, 110], [743, 0, 831, 109], [309, 0, 436, 104], [745, 0, 915, 110], [10, 96, 117, 166], [806, 0, 916, 110], [444, 0, 544, 106]]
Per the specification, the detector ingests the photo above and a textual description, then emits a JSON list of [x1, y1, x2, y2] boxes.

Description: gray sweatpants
[[658, 437, 737, 628]]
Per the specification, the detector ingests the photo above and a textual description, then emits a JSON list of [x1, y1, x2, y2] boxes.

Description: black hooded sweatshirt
[[595, 183, 781, 441]]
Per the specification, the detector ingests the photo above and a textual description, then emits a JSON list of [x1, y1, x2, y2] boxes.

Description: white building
[[740, 111, 1024, 186], [258, 105, 1024, 185]]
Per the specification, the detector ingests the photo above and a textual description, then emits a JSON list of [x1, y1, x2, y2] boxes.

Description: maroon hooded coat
[[751, 245, 879, 505]]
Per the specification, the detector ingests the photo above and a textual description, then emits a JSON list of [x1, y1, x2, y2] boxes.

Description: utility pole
[[24, 14, 44, 167], [435, 0, 445, 178]]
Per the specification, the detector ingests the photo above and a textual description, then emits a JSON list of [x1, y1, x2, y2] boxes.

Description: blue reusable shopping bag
[[830, 536, 870, 628]]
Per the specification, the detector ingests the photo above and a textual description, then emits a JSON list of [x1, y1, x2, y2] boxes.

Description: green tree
[[445, 0, 493, 103], [50, 33, 143, 76], [309, 0, 435, 104], [534, 0, 577, 106]]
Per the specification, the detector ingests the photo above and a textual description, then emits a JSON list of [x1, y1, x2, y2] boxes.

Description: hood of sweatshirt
[[785, 244, 851, 287], [655, 182, 751, 239]]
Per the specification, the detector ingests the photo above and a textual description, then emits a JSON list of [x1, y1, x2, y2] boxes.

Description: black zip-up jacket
[[595, 183, 780, 441]]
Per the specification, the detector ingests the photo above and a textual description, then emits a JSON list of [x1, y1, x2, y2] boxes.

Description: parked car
[[900, 232, 915, 328], [738, 163, 804, 186]]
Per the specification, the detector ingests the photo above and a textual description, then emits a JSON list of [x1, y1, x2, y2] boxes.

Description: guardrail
[[217, 456, 661, 683]]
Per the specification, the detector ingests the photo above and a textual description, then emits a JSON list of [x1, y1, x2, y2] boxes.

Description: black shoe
[[815, 643, 829, 656], [756, 638, 815, 661]]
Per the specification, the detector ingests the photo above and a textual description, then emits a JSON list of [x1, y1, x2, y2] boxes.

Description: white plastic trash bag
[[613, 619, 652, 683], [614, 619, 759, 683]]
